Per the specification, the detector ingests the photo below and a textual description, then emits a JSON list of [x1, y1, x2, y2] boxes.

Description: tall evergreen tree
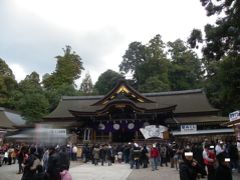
[[79, 72, 94, 95], [0, 58, 17, 108], [119, 41, 146, 76], [187, 0, 240, 114], [188, 0, 240, 61], [15, 72, 49, 122], [94, 70, 123, 95], [135, 35, 170, 92], [42, 46, 84, 111], [205, 55, 240, 115], [42, 45, 84, 90], [167, 39, 203, 90]]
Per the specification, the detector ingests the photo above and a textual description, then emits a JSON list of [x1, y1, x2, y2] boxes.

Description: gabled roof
[[144, 89, 218, 114], [0, 107, 26, 129], [69, 99, 176, 116], [45, 88, 219, 119], [92, 80, 154, 105]]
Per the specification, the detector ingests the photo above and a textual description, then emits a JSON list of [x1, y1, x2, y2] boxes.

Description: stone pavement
[[127, 166, 180, 180], [70, 163, 132, 180], [70, 163, 240, 180], [0, 162, 239, 180]]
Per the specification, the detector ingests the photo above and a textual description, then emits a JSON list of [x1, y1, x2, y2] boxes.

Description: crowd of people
[[80, 139, 239, 180], [0, 139, 239, 180], [0, 143, 73, 180]]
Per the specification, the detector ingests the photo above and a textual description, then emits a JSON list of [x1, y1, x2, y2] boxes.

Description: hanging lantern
[[128, 123, 135, 130], [113, 123, 120, 130], [98, 123, 106, 130]]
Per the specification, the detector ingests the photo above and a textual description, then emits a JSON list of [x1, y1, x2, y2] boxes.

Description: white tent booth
[[6, 125, 69, 145]]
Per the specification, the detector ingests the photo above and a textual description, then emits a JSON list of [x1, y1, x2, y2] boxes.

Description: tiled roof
[[175, 116, 228, 124], [45, 89, 219, 119], [0, 107, 26, 129]]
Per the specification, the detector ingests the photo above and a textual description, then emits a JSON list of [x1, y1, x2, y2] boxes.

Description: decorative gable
[[92, 80, 154, 106]]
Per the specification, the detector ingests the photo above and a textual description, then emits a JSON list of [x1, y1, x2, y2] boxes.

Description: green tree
[[187, 0, 240, 115], [120, 35, 171, 92], [0, 58, 17, 108], [18, 71, 42, 93], [167, 39, 203, 90], [42, 46, 84, 111], [42, 45, 84, 90], [0, 58, 15, 78], [79, 72, 94, 95], [94, 70, 124, 94], [205, 55, 240, 115], [188, 0, 240, 61], [15, 72, 49, 122], [138, 76, 169, 92], [119, 41, 146, 75], [135, 35, 170, 92], [17, 93, 49, 122], [46, 83, 79, 112]]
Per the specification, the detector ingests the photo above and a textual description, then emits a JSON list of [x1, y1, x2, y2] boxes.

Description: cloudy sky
[[0, 0, 216, 84]]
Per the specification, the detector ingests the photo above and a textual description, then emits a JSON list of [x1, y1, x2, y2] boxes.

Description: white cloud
[[9, 64, 27, 82], [1, 0, 217, 84]]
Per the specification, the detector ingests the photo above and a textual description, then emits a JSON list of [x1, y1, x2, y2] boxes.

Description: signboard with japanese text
[[229, 110, 240, 122], [181, 124, 197, 132]]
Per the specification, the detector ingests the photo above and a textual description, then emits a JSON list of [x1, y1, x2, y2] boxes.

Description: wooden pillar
[[93, 129, 96, 142], [109, 132, 112, 142], [135, 131, 139, 140]]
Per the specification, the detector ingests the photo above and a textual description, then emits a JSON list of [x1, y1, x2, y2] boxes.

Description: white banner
[[47, 129, 67, 137], [229, 111, 240, 122], [140, 125, 167, 139], [181, 125, 197, 132]]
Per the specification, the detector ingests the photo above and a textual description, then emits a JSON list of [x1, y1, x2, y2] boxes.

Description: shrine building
[[43, 80, 233, 143]]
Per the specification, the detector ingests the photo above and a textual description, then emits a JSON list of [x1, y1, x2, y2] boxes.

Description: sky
[[0, 0, 216, 85]]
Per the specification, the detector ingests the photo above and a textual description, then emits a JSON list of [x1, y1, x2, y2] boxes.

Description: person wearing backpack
[[21, 146, 39, 180]]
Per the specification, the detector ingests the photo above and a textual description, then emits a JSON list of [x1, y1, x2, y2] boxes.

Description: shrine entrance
[[112, 129, 135, 142]]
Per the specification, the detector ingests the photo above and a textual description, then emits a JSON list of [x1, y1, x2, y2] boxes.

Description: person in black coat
[[228, 141, 239, 170], [141, 145, 149, 168], [59, 146, 70, 171], [192, 143, 207, 178], [179, 150, 202, 180], [17, 146, 26, 174], [21, 147, 39, 180], [99, 145, 107, 166], [47, 146, 61, 180], [215, 152, 233, 180]]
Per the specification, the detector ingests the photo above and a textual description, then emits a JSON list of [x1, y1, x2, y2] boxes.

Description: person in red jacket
[[150, 144, 159, 171], [203, 144, 215, 180]]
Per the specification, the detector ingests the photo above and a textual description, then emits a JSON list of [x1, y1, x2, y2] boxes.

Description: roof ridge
[[62, 95, 103, 100], [143, 89, 203, 96], [61, 89, 203, 100]]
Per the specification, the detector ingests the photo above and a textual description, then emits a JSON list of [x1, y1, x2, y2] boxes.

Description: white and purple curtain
[[94, 121, 148, 132]]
